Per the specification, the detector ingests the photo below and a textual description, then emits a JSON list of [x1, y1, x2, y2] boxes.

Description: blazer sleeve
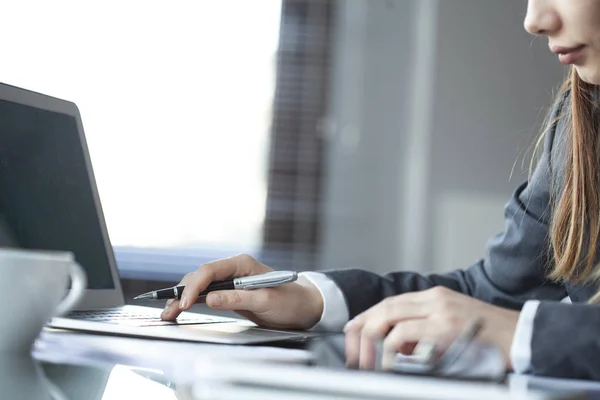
[[531, 302, 600, 379], [323, 109, 567, 319]]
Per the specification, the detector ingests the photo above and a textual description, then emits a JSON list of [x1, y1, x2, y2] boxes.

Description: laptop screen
[[0, 98, 115, 289]]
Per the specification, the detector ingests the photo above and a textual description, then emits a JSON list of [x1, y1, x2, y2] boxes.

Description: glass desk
[[0, 329, 590, 400]]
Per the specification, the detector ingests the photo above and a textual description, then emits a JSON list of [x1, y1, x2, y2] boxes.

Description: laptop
[[0, 82, 315, 344]]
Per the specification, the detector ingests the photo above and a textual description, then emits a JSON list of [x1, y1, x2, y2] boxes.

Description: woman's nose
[[524, 0, 561, 36]]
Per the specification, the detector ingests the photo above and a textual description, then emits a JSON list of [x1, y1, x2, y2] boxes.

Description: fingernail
[[179, 297, 188, 310], [161, 309, 170, 319], [208, 294, 222, 307]]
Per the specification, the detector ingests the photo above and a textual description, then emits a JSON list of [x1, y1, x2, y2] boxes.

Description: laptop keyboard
[[68, 308, 233, 327]]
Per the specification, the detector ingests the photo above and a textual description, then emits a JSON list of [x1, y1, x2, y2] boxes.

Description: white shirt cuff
[[510, 300, 539, 374], [510, 296, 571, 373], [299, 272, 349, 332]]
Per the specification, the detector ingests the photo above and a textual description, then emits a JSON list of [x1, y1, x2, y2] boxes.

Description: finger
[[343, 294, 433, 369], [343, 310, 385, 368], [380, 319, 431, 370], [344, 320, 361, 368], [358, 317, 395, 370], [161, 275, 196, 319], [206, 289, 269, 313], [341, 302, 427, 354], [161, 299, 182, 320], [161, 275, 203, 319], [179, 254, 270, 311], [357, 296, 432, 326], [166, 272, 200, 313]]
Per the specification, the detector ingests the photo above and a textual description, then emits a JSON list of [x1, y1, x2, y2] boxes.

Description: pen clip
[[235, 271, 298, 290]]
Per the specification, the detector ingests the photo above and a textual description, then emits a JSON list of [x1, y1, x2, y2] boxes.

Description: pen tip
[[133, 292, 154, 300]]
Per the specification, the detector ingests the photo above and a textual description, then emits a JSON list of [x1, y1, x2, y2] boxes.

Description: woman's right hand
[[160, 254, 324, 330]]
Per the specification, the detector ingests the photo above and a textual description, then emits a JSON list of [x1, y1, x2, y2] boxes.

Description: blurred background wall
[[318, 0, 565, 275]]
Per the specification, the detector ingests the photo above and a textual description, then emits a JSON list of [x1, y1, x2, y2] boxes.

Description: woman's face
[[525, 0, 600, 84]]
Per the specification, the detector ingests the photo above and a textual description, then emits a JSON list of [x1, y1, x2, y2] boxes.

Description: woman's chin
[[574, 66, 600, 85]]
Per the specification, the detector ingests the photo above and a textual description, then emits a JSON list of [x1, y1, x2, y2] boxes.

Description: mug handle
[[54, 261, 87, 317]]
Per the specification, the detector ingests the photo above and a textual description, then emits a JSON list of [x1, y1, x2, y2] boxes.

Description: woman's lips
[[550, 44, 586, 65]]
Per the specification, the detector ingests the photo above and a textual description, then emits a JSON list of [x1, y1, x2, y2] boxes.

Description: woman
[[162, 0, 600, 380]]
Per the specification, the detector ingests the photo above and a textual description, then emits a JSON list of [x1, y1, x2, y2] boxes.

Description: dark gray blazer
[[324, 92, 600, 380]]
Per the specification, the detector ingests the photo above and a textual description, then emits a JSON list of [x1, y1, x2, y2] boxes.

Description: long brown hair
[[545, 67, 600, 290]]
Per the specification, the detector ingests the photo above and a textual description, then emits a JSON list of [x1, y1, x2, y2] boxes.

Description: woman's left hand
[[343, 286, 520, 370]]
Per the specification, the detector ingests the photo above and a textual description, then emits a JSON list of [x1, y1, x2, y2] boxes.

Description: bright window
[[0, 1, 282, 255]]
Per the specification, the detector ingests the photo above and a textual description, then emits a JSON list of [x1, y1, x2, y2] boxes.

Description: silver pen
[[133, 271, 298, 300]]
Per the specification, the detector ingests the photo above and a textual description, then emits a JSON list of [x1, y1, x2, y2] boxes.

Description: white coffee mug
[[0, 355, 62, 400], [0, 248, 87, 352]]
